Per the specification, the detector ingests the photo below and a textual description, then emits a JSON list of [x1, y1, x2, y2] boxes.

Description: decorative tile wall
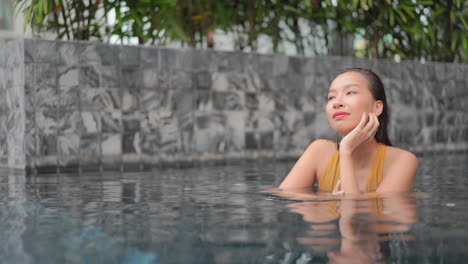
[[0, 39, 25, 169], [1, 38, 467, 171]]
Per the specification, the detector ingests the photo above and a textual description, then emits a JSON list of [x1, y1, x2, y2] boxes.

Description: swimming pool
[[1, 152, 467, 263]]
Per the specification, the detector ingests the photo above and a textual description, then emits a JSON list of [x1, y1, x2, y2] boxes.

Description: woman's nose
[[333, 97, 343, 109]]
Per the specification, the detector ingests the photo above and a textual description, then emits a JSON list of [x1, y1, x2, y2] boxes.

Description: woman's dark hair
[[335, 68, 393, 147]]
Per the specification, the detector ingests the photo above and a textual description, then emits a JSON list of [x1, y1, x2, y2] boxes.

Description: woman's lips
[[334, 113, 349, 119]]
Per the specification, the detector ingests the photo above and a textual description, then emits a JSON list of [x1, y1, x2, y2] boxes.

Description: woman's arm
[[376, 151, 418, 193], [278, 139, 324, 190], [339, 112, 380, 194]]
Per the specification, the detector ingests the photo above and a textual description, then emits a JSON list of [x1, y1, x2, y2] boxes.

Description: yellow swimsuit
[[318, 143, 387, 192]]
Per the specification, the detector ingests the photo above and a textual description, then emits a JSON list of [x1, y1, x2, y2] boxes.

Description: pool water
[[1, 152, 468, 263]]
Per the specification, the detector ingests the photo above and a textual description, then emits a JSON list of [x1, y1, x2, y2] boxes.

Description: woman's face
[[325, 72, 382, 136]]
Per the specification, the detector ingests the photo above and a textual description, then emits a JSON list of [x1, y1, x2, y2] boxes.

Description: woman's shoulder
[[307, 139, 339, 163], [383, 145, 419, 167], [309, 139, 338, 152]]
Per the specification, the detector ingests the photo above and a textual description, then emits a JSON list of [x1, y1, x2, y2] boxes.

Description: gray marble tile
[[25, 130, 36, 162], [58, 86, 79, 111], [140, 111, 159, 133], [196, 90, 212, 111], [177, 110, 194, 153], [211, 51, 243, 72], [313, 112, 335, 141], [224, 111, 246, 151], [211, 72, 250, 92], [80, 133, 100, 155], [194, 71, 212, 90], [158, 110, 181, 153], [141, 89, 170, 111], [120, 45, 140, 66], [36, 133, 58, 156], [122, 113, 141, 132], [35, 39, 57, 63], [79, 65, 100, 88], [10, 40, 24, 66], [58, 65, 79, 89], [14, 67, 24, 89], [399, 72, 423, 107], [36, 108, 58, 134], [101, 134, 122, 155], [122, 89, 140, 112], [287, 56, 305, 74], [312, 56, 334, 76], [140, 47, 159, 66], [192, 49, 214, 71], [80, 43, 118, 66], [79, 43, 102, 65], [0, 129, 6, 157], [272, 74, 304, 111], [122, 132, 140, 154], [375, 60, 401, 80], [101, 111, 122, 133], [245, 131, 259, 150], [57, 41, 83, 66], [334, 56, 354, 72], [58, 133, 80, 155], [412, 61, 429, 80], [212, 91, 243, 111], [250, 53, 274, 76], [141, 66, 159, 89], [257, 93, 275, 111], [158, 48, 178, 71], [273, 54, 289, 76], [81, 88, 120, 111], [36, 63, 57, 88], [177, 49, 196, 71], [313, 74, 331, 106], [352, 58, 372, 70], [101, 66, 119, 88], [245, 92, 258, 110], [194, 112, 227, 153], [121, 66, 141, 90], [252, 71, 275, 93], [81, 112, 101, 134], [300, 57, 316, 74], [58, 111, 83, 134], [140, 133, 160, 155], [24, 39, 35, 63], [171, 71, 193, 114], [301, 75, 320, 112], [25, 110, 35, 132]]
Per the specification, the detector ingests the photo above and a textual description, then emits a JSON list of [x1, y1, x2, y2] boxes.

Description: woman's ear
[[374, 100, 384, 116]]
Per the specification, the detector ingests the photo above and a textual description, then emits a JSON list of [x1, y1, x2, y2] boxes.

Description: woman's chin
[[330, 125, 354, 136]]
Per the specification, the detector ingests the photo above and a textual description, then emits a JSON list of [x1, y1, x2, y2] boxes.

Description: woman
[[278, 68, 418, 194]]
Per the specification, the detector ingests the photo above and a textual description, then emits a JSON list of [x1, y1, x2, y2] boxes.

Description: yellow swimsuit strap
[[318, 144, 387, 192]]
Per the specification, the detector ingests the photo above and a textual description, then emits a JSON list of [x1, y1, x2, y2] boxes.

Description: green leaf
[[460, 16, 468, 30], [395, 9, 407, 23], [451, 32, 459, 51]]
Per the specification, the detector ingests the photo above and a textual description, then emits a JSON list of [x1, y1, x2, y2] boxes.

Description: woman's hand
[[339, 112, 380, 155], [332, 180, 344, 196]]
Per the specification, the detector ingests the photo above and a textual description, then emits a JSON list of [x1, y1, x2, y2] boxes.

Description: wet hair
[[334, 68, 393, 147]]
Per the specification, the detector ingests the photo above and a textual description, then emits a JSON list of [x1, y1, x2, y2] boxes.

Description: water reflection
[[285, 193, 417, 263]]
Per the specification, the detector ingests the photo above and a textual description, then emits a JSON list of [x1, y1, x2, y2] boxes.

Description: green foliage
[[15, 0, 468, 63]]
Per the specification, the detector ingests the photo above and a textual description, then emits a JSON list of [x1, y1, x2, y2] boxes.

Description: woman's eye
[[347, 91, 356, 95], [328, 96, 334, 101]]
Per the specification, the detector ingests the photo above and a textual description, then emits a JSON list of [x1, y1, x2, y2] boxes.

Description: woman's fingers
[[355, 112, 368, 131], [370, 113, 380, 135], [332, 180, 344, 196], [363, 113, 379, 139], [333, 180, 341, 192]]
